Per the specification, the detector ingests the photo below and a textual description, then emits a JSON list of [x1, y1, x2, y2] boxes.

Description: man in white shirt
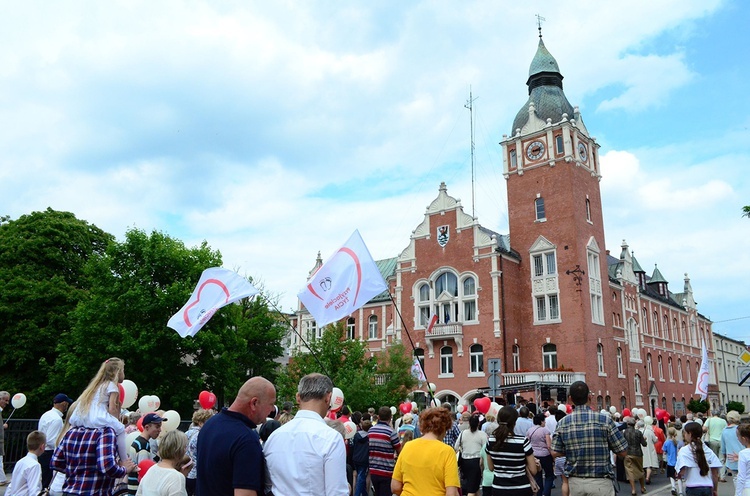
[[265, 373, 348, 496], [37, 393, 74, 487], [6, 430, 45, 496]]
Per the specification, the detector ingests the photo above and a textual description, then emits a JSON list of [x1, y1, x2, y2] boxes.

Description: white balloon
[[162, 410, 181, 432], [428, 383, 436, 392], [411, 401, 418, 411], [390, 406, 397, 415], [487, 402, 501, 418], [430, 398, 440, 408], [126, 430, 140, 447], [343, 421, 357, 439], [149, 395, 161, 411], [138, 395, 151, 413], [121, 380, 138, 409], [609, 406, 617, 414], [330, 388, 344, 411], [11, 393, 26, 409]]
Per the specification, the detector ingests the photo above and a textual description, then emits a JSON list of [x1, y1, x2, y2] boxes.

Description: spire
[[512, 34, 575, 134], [631, 252, 645, 273], [649, 264, 668, 284]]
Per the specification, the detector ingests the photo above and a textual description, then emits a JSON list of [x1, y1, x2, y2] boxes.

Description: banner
[[168, 268, 259, 338], [695, 339, 710, 400], [411, 356, 426, 383], [298, 230, 387, 328]]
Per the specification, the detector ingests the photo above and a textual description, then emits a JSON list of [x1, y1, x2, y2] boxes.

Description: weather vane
[[536, 14, 546, 38], [566, 265, 586, 290]]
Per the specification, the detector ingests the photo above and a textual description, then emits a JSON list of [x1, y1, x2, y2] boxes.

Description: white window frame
[[530, 238, 560, 325], [413, 271, 479, 328], [626, 318, 640, 361], [658, 355, 664, 381], [469, 344, 484, 375], [686, 360, 692, 383], [542, 343, 557, 370], [617, 347, 624, 377], [512, 344, 520, 372], [440, 345, 454, 377], [535, 197, 546, 221], [597, 344, 605, 375], [587, 239, 604, 326], [647, 354, 653, 379], [368, 315, 378, 340], [668, 357, 674, 382], [678, 358, 684, 382], [346, 317, 355, 340]]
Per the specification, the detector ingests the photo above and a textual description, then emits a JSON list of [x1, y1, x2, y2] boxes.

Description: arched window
[[672, 318, 678, 342], [647, 354, 653, 379], [470, 344, 484, 374], [681, 321, 687, 342], [535, 197, 546, 220], [653, 311, 660, 338], [621, 396, 627, 411], [597, 395, 604, 410], [586, 199, 592, 222], [658, 355, 664, 381], [346, 317, 356, 340], [597, 344, 605, 374], [662, 397, 667, 410], [462, 276, 477, 321], [668, 357, 674, 381], [414, 348, 425, 369], [678, 359, 683, 382], [663, 315, 669, 340], [512, 345, 521, 372], [634, 374, 642, 394], [605, 395, 611, 409], [440, 346, 453, 375], [686, 360, 692, 383], [368, 315, 378, 340], [616, 347, 624, 376], [435, 272, 458, 296], [417, 283, 431, 327], [627, 319, 640, 360], [542, 344, 558, 370], [672, 397, 677, 414], [642, 308, 649, 334]]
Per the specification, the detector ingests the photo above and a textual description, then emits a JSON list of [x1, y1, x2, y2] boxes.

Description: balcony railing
[[425, 322, 463, 338], [502, 371, 586, 385]]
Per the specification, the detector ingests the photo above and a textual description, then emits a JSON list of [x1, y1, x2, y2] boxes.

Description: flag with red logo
[[695, 339, 710, 400], [297, 230, 387, 328], [168, 268, 259, 338]]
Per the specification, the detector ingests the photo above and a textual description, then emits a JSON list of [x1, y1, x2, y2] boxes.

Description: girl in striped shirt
[[486, 406, 539, 496]]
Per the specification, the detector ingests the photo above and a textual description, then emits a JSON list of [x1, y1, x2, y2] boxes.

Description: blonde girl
[[69, 358, 128, 461], [663, 427, 683, 496]]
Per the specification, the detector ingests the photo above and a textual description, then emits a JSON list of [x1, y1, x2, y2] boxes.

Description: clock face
[[578, 142, 588, 161], [526, 140, 545, 161]]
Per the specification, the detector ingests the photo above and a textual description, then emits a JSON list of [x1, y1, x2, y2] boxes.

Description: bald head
[[230, 377, 276, 425]]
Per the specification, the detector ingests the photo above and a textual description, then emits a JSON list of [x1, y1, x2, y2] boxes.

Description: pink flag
[[694, 339, 710, 400], [168, 268, 259, 338], [298, 230, 387, 328]]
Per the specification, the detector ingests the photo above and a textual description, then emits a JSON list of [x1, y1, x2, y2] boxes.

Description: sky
[[2, 1, 748, 345]]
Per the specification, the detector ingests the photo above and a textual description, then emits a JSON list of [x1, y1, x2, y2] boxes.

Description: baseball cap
[[54, 393, 74, 404], [142, 413, 165, 426]]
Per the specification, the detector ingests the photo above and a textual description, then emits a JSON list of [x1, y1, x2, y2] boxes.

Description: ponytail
[[684, 422, 709, 476], [491, 406, 518, 451]]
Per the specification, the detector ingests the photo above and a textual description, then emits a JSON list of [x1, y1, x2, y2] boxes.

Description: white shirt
[[6, 452, 42, 496], [264, 409, 348, 496], [675, 442, 722, 488], [136, 464, 187, 496], [545, 415, 558, 433], [736, 448, 750, 496], [38, 408, 64, 450]]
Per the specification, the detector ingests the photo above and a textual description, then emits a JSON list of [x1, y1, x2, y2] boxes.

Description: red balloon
[[565, 404, 572, 414], [137, 459, 155, 482], [399, 402, 412, 415], [118, 384, 125, 404], [473, 397, 491, 414], [136, 416, 144, 432], [622, 408, 631, 417], [198, 390, 217, 410]]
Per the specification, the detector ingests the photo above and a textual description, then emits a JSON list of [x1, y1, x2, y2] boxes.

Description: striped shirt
[[486, 435, 532, 492], [368, 422, 401, 478]]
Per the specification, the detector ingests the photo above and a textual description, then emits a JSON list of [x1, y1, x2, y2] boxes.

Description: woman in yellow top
[[391, 407, 460, 496]]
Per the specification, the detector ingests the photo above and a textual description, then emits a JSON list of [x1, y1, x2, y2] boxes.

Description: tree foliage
[[726, 400, 745, 414], [686, 398, 710, 413], [277, 323, 416, 412], [743, 205, 750, 218], [51, 228, 286, 414], [0, 209, 112, 414]]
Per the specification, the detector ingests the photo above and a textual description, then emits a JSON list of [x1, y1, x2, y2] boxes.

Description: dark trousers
[[39, 449, 54, 488], [534, 455, 555, 496], [371, 474, 392, 496]]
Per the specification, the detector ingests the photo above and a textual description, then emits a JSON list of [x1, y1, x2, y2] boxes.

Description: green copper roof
[[369, 257, 397, 303], [529, 38, 560, 76], [511, 37, 575, 134], [649, 264, 668, 284]]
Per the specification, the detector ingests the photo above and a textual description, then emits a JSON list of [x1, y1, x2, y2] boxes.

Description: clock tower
[[500, 35, 618, 395]]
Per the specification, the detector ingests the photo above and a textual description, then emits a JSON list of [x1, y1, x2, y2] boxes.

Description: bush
[[686, 398, 710, 414], [726, 401, 745, 414]]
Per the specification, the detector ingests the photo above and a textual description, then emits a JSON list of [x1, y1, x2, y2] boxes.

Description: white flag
[[298, 230, 387, 328], [411, 356, 426, 383], [168, 268, 259, 338], [695, 339, 710, 400]]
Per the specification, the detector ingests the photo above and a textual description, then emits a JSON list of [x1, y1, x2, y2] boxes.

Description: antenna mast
[[465, 87, 478, 218]]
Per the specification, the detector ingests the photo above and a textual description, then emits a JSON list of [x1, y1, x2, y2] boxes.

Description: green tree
[[686, 398, 710, 413], [726, 400, 745, 414], [743, 206, 750, 219], [277, 323, 416, 411], [0, 209, 112, 415], [53, 228, 285, 414]]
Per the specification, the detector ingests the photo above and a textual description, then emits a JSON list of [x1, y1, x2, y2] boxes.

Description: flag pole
[[259, 293, 331, 378], [388, 294, 436, 405]]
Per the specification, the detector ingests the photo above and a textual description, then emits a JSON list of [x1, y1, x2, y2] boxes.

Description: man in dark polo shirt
[[196, 376, 276, 496]]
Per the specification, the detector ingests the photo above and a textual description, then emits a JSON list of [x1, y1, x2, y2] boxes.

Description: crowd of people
[[2, 360, 750, 496]]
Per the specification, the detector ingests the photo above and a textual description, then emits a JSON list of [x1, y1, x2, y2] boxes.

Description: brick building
[[294, 35, 717, 415]]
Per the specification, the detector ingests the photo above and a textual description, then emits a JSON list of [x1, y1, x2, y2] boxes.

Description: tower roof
[[631, 253, 645, 273], [512, 37, 576, 134], [649, 264, 668, 284]]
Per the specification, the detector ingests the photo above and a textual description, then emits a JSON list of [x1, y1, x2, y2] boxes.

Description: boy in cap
[[127, 413, 164, 494]]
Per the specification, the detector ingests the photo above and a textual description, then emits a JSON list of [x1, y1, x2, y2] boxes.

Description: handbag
[[456, 432, 465, 469]]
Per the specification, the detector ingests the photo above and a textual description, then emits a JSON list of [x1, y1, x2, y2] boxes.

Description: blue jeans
[[534, 455, 555, 496], [354, 465, 368, 496], [685, 487, 712, 496]]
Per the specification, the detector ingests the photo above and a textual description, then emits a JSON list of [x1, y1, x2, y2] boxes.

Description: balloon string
[[6, 408, 16, 421]]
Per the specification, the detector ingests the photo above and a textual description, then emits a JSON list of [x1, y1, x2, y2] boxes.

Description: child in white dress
[[69, 357, 129, 462]]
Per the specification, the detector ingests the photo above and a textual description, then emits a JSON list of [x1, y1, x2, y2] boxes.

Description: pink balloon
[[399, 402, 412, 414], [473, 397, 491, 414]]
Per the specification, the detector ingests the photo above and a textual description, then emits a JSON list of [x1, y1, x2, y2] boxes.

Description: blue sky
[[1, 1, 748, 345]]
